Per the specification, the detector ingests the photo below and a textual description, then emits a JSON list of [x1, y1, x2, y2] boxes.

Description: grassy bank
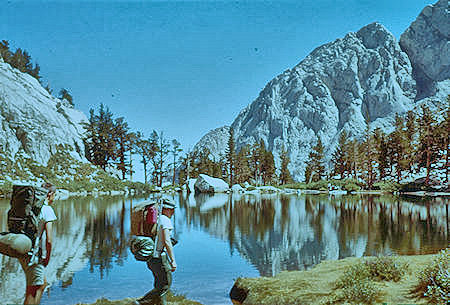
[[76, 292, 203, 305], [232, 249, 449, 305]]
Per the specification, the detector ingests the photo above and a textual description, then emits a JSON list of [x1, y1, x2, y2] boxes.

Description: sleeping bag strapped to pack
[[0, 232, 33, 258], [130, 235, 155, 261], [0, 185, 48, 258]]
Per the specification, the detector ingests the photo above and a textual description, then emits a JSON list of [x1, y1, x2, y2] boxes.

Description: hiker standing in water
[[135, 198, 177, 305]]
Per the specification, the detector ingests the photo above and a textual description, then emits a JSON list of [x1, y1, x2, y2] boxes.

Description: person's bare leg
[[23, 279, 47, 305]]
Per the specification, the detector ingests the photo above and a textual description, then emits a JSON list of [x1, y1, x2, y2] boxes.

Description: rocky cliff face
[[194, 1, 449, 181], [193, 126, 230, 161], [0, 59, 87, 166], [400, 0, 450, 100]]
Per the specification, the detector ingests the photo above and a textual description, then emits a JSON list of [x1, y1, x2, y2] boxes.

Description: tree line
[[178, 128, 293, 186], [306, 97, 450, 187], [0, 40, 74, 106], [83, 104, 182, 186]]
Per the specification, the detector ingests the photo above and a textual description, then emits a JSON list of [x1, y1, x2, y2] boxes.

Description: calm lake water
[[0, 192, 448, 305]]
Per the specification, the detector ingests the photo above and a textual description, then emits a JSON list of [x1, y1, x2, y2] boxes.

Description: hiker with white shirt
[[18, 183, 57, 305], [134, 198, 177, 305]]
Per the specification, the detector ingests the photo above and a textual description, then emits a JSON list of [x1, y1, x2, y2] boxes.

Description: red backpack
[[145, 204, 158, 225]]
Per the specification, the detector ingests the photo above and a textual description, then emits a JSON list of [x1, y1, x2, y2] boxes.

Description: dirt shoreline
[[75, 292, 203, 305]]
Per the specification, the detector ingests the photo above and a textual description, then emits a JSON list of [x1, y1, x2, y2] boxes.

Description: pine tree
[[0, 42, 41, 80], [83, 104, 117, 170], [417, 105, 440, 185], [362, 121, 377, 188], [373, 128, 389, 181], [148, 131, 161, 185], [59, 88, 74, 106], [306, 137, 325, 182], [235, 145, 252, 184], [0, 40, 11, 62], [127, 131, 138, 181], [10, 48, 26, 72], [135, 133, 151, 184], [149, 131, 170, 187], [389, 114, 409, 183], [436, 95, 450, 183], [261, 150, 275, 185], [30, 63, 41, 81], [331, 130, 349, 179], [404, 110, 417, 175], [170, 139, 182, 185], [225, 128, 236, 186], [279, 145, 292, 185], [348, 139, 361, 180], [114, 117, 130, 180], [250, 142, 263, 185]]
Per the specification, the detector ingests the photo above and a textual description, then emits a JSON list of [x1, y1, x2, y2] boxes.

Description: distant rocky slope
[[194, 0, 449, 181], [193, 126, 230, 161], [400, 0, 450, 100], [0, 58, 87, 166]]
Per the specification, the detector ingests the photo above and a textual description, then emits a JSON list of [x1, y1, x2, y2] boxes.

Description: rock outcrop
[[194, 174, 229, 193], [0, 59, 87, 166], [193, 1, 449, 181], [400, 0, 450, 99]]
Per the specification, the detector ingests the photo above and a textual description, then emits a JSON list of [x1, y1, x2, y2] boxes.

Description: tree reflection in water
[[0, 193, 448, 304], [179, 192, 449, 276], [85, 197, 130, 278]]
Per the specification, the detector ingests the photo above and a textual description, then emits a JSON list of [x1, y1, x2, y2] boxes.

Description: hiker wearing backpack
[[134, 198, 177, 305], [18, 183, 57, 305]]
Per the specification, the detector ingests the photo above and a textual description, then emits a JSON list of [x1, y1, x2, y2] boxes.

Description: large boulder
[[231, 184, 245, 193], [194, 174, 229, 193], [185, 178, 197, 194]]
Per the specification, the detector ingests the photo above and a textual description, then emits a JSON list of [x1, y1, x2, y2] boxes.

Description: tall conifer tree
[[279, 145, 292, 185], [225, 128, 236, 186], [306, 137, 325, 182], [417, 105, 440, 185]]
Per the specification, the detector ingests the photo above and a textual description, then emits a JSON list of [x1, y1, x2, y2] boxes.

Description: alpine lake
[[0, 192, 448, 305]]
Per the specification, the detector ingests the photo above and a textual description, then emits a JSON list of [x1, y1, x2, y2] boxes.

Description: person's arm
[[162, 228, 177, 271], [42, 222, 53, 267]]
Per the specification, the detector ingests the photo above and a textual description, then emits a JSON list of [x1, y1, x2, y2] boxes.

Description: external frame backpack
[[7, 185, 48, 241], [0, 185, 47, 259]]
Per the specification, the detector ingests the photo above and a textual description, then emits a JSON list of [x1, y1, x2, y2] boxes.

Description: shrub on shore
[[411, 248, 449, 304], [331, 256, 407, 304], [281, 179, 363, 192], [372, 180, 401, 192]]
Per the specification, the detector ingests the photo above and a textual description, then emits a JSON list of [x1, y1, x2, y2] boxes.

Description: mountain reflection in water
[[0, 193, 448, 305]]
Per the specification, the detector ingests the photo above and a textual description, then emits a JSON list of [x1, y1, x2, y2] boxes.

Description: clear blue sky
[[1, 0, 431, 180]]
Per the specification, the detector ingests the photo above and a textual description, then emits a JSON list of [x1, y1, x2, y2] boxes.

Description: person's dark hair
[[229, 284, 248, 303], [42, 182, 56, 194]]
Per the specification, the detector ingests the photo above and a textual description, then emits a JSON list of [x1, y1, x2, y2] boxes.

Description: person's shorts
[[19, 257, 45, 286]]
